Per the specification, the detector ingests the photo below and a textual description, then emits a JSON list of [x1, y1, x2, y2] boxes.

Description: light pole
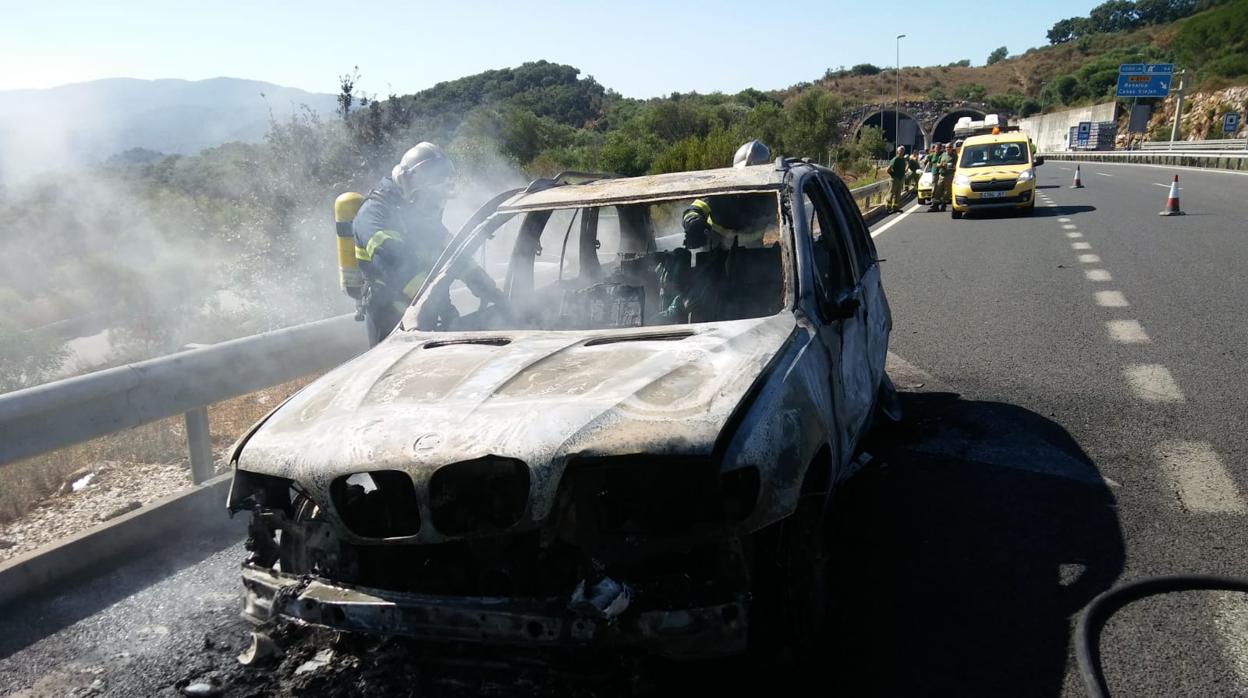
[[896, 34, 906, 153]]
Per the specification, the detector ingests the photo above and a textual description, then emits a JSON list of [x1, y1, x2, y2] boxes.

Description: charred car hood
[[236, 313, 796, 486]]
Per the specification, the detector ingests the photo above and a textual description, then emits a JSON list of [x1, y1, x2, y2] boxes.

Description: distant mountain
[[0, 77, 337, 184]]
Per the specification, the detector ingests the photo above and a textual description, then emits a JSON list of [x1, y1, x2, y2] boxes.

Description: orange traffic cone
[[1158, 175, 1184, 216], [1071, 165, 1084, 189]]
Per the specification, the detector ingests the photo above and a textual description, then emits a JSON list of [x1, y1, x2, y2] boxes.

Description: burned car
[[228, 158, 896, 659]]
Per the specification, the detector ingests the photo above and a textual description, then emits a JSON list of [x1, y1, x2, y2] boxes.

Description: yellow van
[[949, 133, 1043, 219]]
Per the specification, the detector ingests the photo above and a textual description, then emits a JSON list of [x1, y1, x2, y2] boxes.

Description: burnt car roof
[[498, 164, 786, 212]]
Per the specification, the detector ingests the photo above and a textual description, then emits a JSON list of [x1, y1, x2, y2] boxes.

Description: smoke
[[0, 98, 537, 389]]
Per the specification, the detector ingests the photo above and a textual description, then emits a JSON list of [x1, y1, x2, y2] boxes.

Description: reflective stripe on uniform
[[402, 273, 426, 300], [355, 230, 401, 262]]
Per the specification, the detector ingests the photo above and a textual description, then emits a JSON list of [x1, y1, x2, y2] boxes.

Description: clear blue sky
[[3, 0, 1099, 97]]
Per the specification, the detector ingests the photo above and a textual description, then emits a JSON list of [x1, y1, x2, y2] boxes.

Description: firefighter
[[352, 142, 502, 346], [656, 140, 773, 322], [886, 146, 908, 213], [907, 149, 922, 189]]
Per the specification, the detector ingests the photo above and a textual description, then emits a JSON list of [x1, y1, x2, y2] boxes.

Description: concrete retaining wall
[[1019, 102, 1119, 152]]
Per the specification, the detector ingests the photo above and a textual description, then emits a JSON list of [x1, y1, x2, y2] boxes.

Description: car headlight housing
[[953, 174, 970, 186], [1017, 168, 1035, 182]]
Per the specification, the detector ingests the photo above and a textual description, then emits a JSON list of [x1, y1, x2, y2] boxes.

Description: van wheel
[[951, 209, 964, 219]]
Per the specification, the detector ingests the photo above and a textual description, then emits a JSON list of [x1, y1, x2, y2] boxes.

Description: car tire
[[750, 483, 842, 665], [951, 209, 963, 219], [1023, 202, 1036, 215]]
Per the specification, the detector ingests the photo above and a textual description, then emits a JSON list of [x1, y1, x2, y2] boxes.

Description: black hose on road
[[1076, 574, 1248, 698]]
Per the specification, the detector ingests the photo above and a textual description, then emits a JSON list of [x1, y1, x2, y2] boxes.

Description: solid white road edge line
[[870, 202, 922, 239]]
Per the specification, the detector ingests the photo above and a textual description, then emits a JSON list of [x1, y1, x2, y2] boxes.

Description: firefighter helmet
[[732, 140, 772, 168], [392, 142, 455, 199]]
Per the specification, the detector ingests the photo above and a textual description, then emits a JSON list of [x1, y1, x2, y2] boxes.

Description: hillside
[[809, 0, 1246, 116], [0, 78, 337, 184]]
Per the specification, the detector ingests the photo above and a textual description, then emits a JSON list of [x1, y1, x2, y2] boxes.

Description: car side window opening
[[800, 179, 856, 307], [824, 177, 876, 278], [411, 193, 787, 332]]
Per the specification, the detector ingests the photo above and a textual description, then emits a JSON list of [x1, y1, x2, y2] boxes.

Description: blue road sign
[[1119, 63, 1174, 75], [1225, 112, 1241, 134], [1116, 73, 1172, 98], [1077, 121, 1091, 146]]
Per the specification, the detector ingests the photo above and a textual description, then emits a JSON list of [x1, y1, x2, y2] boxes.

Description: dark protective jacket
[[352, 177, 452, 307]]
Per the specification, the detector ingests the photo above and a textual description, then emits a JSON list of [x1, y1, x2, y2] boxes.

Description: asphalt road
[[871, 160, 1248, 696], [1, 162, 1246, 696]]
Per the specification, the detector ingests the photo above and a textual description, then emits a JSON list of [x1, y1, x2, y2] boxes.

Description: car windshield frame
[[402, 187, 794, 334], [958, 141, 1031, 168]]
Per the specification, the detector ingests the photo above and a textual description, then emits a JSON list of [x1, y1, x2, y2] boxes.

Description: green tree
[[1089, 0, 1140, 32], [986, 47, 1009, 65], [954, 83, 988, 101], [784, 89, 843, 162]]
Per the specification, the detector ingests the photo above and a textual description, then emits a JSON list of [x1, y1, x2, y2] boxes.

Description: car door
[[797, 174, 873, 463], [824, 175, 890, 390]]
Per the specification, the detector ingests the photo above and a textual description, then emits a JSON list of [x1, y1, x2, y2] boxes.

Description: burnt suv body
[[228, 159, 894, 659]]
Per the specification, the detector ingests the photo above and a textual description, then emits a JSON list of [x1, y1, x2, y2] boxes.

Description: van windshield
[[959, 142, 1030, 168], [404, 193, 787, 333]]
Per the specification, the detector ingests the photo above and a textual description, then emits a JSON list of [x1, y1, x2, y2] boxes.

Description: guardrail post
[[185, 407, 213, 484]]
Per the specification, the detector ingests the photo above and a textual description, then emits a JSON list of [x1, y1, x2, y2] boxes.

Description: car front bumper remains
[[241, 563, 748, 659]]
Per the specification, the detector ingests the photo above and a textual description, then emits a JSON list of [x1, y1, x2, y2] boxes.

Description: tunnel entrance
[[857, 110, 926, 155], [931, 109, 987, 145]]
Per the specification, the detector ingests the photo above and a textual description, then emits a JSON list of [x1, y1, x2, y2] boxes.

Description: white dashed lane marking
[[1072, 242, 1092, 250], [1078, 254, 1102, 263], [1155, 441, 1246, 513], [1106, 319, 1147, 343], [1058, 217, 1072, 223], [1124, 364, 1185, 402], [1067, 232, 1084, 238], [1086, 269, 1113, 281], [1095, 172, 1114, 177], [1210, 593, 1248, 688], [1095, 290, 1129, 307], [1062, 224, 1078, 230]]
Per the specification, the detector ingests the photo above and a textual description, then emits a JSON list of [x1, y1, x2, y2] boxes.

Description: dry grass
[[0, 375, 315, 525], [793, 24, 1176, 103]]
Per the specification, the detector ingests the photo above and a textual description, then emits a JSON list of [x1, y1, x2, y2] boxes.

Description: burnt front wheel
[[751, 491, 843, 664]]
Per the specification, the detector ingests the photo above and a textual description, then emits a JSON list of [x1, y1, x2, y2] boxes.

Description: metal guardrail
[[0, 314, 367, 482], [1139, 139, 1247, 151], [1039, 150, 1248, 171], [850, 180, 892, 211], [0, 179, 889, 487]]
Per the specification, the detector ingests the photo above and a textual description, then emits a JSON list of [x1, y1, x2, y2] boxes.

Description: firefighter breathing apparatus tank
[[334, 192, 366, 317]]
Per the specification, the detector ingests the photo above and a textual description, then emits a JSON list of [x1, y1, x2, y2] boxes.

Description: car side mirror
[[1034, 156, 1045, 166]]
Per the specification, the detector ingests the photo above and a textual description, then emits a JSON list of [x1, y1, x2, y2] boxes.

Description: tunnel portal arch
[[931, 109, 988, 145], [855, 110, 927, 154]]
